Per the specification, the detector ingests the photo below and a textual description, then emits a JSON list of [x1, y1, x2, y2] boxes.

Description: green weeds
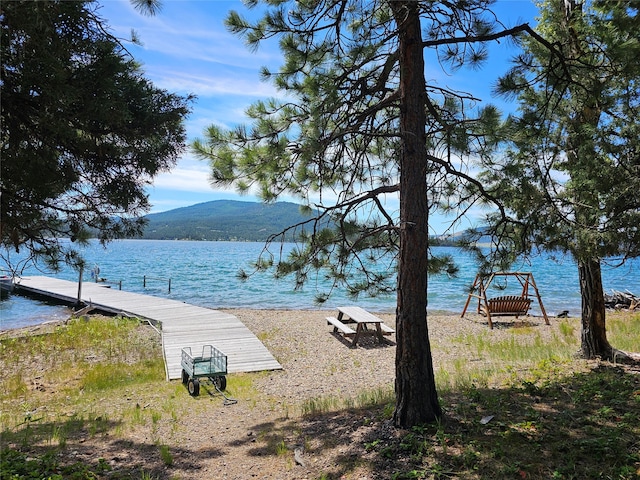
[[301, 386, 394, 416], [608, 312, 640, 352], [0, 448, 112, 479]]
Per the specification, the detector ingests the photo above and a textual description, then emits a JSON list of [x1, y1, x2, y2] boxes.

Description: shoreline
[[0, 303, 560, 336]]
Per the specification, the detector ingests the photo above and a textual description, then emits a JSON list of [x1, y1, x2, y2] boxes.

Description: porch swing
[[460, 272, 550, 329]]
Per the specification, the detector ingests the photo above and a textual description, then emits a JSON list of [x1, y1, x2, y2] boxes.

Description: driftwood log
[[604, 289, 639, 311]]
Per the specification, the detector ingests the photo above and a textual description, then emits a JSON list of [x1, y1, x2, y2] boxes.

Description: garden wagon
[[180, 345, 228, 397]]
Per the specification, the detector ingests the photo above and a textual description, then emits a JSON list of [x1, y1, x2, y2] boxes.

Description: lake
[[1, 239, 638, 331]]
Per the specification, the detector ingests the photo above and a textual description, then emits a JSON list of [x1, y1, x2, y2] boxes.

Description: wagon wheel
[[181, 369, 188, 385], [187, 378, 200, 397], [212, 375, 227, 391]]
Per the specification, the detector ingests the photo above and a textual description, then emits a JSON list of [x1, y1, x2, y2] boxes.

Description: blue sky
[[98, 0, 539, 233]]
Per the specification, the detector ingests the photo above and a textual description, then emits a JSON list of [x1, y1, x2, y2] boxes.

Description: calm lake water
[[1, 240, 638, 331]]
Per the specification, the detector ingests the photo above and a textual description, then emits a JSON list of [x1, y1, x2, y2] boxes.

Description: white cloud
[[151, 164, 213, 192], [187, 104, 249, 134], [147, 67, 280, 98], [134, 25, 278, 69], [103, 1, 281, 72]]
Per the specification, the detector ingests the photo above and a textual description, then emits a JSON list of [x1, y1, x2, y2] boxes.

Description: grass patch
[[301, 395, 343, 416], [452, 328, 578, 364], [437, 322, 580, 393], [80, 359, 165, 392], [300, 388, 395, 418], [157, 443, 173, 466], [608, 312, 640, 353], [224, 372, 262, 404], [0, 313, 261, 479], [302, 386, 395, 416], [0, 317, 165, 447]]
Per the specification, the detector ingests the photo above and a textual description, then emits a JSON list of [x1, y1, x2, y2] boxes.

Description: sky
[[97, 0, 540, 234]]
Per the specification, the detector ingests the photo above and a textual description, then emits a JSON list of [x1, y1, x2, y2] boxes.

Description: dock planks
[[14, 276, 282, 380]]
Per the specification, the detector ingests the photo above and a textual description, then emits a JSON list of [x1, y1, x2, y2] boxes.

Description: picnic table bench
[[327, 306, 395, 347], [480, 295, 532, 329], [326, 316, 356, 336]]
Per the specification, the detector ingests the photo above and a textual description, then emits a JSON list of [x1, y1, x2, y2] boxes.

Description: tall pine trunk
[[578, 258, 614, 359], [562, 0, 616, 362], [391, 1, 441, 427]]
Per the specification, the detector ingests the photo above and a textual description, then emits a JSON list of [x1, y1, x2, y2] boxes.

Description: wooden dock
[[14, 276, 282, 380]]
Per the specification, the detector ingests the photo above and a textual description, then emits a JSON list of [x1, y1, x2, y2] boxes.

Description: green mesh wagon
[[180, 345, 227, 397]]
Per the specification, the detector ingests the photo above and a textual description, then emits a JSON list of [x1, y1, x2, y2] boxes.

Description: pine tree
[[1, 0, 192, 272], [479, 0, 640, 360], [193, 0, 531, 426]]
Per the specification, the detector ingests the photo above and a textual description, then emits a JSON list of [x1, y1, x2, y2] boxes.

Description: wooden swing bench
[[461, 272, 550, 329], [480, 295, 532, 323]]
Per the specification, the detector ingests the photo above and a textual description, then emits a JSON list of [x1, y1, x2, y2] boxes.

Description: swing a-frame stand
[[461, 272, 550, 329]]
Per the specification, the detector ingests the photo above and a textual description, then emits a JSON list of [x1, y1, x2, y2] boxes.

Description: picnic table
[[326, 306, 395, 347]]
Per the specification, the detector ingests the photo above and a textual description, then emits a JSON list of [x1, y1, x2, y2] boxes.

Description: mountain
[[139, 200, 318, 241]]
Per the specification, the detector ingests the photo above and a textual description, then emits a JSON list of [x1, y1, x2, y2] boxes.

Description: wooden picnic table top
[[332, 306, 394, 347], [337, 306, 384, 323]]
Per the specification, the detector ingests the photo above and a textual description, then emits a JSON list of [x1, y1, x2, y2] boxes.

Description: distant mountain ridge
[[138, 199, 480, 244], [139, 200, 317, 241]]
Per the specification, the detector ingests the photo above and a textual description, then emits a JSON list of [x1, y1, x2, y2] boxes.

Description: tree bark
[[390, 1, 442, 427], [578, 258, 614, 359]]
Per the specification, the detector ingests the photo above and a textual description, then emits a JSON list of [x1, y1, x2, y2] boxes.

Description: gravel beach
[[230, 308, 559, 403]]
